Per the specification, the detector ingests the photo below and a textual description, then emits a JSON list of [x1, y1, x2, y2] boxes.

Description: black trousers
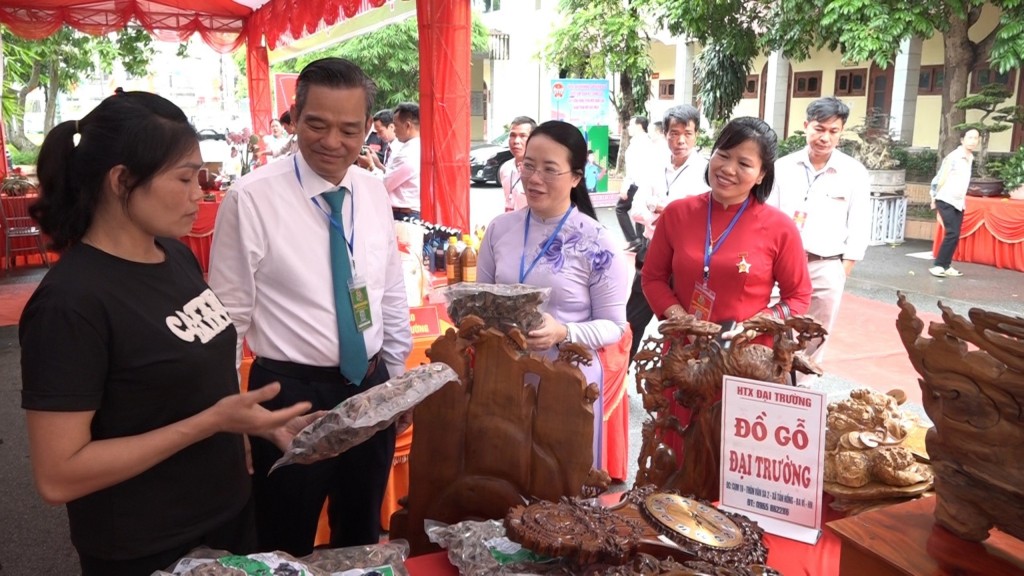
[[615, 184, 640, 243], [626, 257, 654, 361], [934, 200, 963, 269], [248, 356, 394, 557]]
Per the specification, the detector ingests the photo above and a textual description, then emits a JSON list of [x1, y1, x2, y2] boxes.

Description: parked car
[[470, 132, 511, 186], [469, 132, 620, 186]]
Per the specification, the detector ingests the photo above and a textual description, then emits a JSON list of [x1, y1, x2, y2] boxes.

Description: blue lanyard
[[294, 156, 355, 254], [703, 195, 750, 284], [520, 206, 574, 283]]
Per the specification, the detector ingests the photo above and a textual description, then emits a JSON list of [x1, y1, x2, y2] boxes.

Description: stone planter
[[868, 169, 907, 196]]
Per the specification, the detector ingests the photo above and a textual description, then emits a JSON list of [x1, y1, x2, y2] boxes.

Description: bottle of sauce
[[461, 233, 477, 283], [446, 235, 460, 284]]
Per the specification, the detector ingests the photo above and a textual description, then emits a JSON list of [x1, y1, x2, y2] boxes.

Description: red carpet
[[820, 293, 943, 406], [0, 282, 37, 327]]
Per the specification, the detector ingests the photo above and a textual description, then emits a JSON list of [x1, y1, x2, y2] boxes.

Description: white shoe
[[943, 267, 964, 277], [928, 266, 946, 277]]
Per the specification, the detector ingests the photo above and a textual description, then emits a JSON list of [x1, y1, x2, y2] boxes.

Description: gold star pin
[[737, 255, 750, 274]]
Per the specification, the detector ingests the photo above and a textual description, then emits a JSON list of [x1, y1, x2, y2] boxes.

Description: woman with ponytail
[[476, 120, 630, 471], [20, 90, 313, 575]]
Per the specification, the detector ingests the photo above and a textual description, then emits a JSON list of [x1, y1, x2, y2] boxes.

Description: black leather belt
[[392, 207, 415, 214], [255, 353, 380, 384], [806, 252, 841, 262]]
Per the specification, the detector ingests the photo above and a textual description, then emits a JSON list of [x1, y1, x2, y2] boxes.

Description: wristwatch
[[560, 326, 572, 346]]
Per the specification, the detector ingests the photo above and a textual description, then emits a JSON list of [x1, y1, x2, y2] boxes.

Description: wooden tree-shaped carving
[[389, 318, 606, 555], [895, 292, 1024, 541]]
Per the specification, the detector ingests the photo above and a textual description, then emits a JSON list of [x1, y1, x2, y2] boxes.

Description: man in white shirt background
[[615, 115, 651, 252], [627, 104, 711, 361], [384, 102, 421, 220], [498, 115, 536, 212], [768, 96, 871, 369]]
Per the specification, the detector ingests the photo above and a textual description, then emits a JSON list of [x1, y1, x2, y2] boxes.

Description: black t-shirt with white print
[[20, 238, 248, 560]]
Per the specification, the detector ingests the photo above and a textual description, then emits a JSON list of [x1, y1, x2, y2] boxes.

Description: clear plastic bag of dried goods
[[436, 283, 550, 334], [425, 519, 567, 576], [271, 363, 458, 472], [152, 540, 412, 575]]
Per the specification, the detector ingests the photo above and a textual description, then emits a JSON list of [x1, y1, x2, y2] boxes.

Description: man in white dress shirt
[[209, 57, 412, 556], [498, 115, 536, 212], [384, 102, 421, 220], [768, 96, 871, 369], [626, 104, 711, 361]]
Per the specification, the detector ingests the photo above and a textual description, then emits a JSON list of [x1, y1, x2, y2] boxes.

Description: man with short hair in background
[[628, 105, 710, 361], [499, 116, 536, 212], [383, 102, 421, 220], [768, 96, 871, 369], [357, 109, 397, 174]]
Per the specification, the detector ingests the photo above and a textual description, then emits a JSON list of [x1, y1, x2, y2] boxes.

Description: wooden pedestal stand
[[388, 321, 602, 556], [828, 496, 1024, 575]]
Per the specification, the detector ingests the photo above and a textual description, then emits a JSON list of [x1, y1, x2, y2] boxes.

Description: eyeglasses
[[520, 164, 574, 182]]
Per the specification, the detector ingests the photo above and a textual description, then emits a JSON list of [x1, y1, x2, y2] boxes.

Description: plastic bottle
[[446, 235, 460, 284], [461, 233, 478, 283]]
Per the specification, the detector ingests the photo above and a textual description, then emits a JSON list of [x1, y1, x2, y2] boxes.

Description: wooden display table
[[827, 496, 1024, 575]]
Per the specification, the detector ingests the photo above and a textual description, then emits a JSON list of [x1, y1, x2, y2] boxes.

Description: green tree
[[2, 26, 153, 152], [264, 15, 489, 109], [658, 0, 1024, 157], [544, 0, 655, 170]]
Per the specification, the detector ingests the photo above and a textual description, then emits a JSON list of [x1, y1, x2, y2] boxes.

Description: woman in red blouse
[[640, 117, 812, 464]]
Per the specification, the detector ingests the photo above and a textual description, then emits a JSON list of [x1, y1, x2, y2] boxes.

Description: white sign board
[[718, 375, 827, 544]]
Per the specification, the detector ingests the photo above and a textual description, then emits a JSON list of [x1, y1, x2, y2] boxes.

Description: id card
[[349, 276, 373, 331], [690, 282, 716, 321]]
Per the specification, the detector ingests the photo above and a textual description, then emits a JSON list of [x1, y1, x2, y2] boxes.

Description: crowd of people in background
[[20, 49, 900, 573]]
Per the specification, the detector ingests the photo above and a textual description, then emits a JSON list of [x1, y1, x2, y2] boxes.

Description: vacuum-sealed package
[[438, 283, 550, 333], [271, 363, 458, 472]]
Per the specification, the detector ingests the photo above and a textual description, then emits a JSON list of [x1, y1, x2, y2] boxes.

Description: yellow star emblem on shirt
[[737, 255, 751, 274]]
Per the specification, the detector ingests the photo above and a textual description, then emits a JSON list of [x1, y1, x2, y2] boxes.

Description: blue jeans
[[934, 200, 963, 269]]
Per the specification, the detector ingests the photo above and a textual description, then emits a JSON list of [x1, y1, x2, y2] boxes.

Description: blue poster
[[550, 79, 611, 127]]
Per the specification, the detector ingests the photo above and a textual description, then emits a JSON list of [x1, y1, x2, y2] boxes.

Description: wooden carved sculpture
[[389, 316, 608, 555], [895, 292, 1024, 542], [633, 314, 825, 501]]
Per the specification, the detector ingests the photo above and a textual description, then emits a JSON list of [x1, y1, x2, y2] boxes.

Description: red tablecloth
[[405, 496, 845, 576], [180, 199, 221, 272], [1, 194, 58, 269], [932, 196, 1024, 272]]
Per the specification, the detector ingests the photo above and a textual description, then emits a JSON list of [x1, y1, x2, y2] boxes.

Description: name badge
[[792, 210, 808, 230], [690, 282, 716, 321], [349, 276, 373, 332]]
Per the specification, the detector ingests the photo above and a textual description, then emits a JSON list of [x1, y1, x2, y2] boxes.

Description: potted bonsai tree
[[844, 108, 906, 197], [954, 84, 1024, 197]]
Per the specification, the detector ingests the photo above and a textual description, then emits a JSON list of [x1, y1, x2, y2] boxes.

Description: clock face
[[643, 493, 744, 549]]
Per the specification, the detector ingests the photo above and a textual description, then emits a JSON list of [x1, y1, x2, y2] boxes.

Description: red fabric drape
[[416, 0, 470, 232], [0, 1, 249, 52], [246, 34, 273, 140], [932, 196, 1024, 272]]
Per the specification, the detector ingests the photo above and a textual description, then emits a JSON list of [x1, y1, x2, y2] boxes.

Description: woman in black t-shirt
[[20, 90, 316, 576]]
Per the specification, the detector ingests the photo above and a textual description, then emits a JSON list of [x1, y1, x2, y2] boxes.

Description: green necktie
[[321, 188, 369, 385]]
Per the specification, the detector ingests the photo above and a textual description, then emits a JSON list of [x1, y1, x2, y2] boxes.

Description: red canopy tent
[[0, 0, 470, 230]]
